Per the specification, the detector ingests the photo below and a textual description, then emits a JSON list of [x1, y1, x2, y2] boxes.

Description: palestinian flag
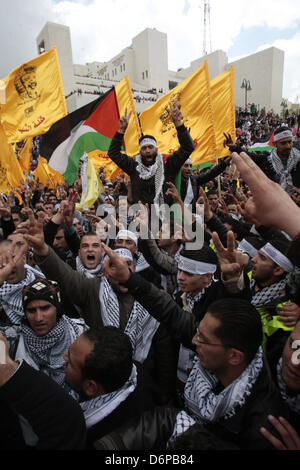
[[39, 76, 141, 185], [247, 133, 275, 152]]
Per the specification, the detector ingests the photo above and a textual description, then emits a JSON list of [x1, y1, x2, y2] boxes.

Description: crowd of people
[[0, 101, 300, 452]]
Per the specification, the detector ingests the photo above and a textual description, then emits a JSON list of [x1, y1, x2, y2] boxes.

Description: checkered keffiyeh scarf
[[268, 147, 300, 194], [77, 364, 138, 428], [276, 358, 300, 414], [166, 410, 196, 449], [0, 265, 44, 324], [99, 277, 159, 363], [184, 347, 264, 423], [250, 278, 286, 308], [19, 315, 87, 385], [135, 151, 165, 219], [75, 256, 103, 279]]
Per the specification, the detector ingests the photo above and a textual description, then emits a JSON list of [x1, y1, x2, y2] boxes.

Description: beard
[[141, 150, 157, 167]]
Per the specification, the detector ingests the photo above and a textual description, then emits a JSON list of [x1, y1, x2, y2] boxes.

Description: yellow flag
[[18, 137, 33, 172], [76, 155, 104, 210], [139, 61, 216, 165], [210, 67, 236, 159], [33, 156, 65, 188], [0, 124, 25, 193], [0, 46, 67, 143], [115, 75, 141, 156], [88, 149, 121, 181]]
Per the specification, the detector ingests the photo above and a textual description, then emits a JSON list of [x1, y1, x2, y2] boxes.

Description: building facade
[[36, 22, 284, 115]]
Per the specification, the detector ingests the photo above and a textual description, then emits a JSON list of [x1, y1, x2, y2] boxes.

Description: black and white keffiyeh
[[134, 251, 150, 273], [276, 358, 300, 414], [268, 147, 300, 194], [184, 347, 264, 423], [0, 265, 45, 324], [135, 151, 165, 218], [77, 363, 138, 428], [250, 278, 286, 308], [166, 410, 196, 449], [99, 277, 159, 363], [17, 315, 87, 385], [75, 255, 103, 278]]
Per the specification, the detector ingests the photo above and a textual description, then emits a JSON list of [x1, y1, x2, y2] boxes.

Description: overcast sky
[[1, 0, 300, 103]]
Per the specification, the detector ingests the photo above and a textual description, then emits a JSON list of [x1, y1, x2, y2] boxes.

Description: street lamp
[[241, 79, 252, 112]]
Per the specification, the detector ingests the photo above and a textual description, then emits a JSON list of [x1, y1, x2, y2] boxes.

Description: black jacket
[[108, 125, 195, 205], [93, 361, 290, 450], [0, 361, 86, 450]]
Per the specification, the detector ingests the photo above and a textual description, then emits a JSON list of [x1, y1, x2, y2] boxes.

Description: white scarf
[[184, 177, 194, 205], [99, 277, 159, 363], [276, 358, 300, 414], [134, 251, 150, 273], [135, 151, 165, 219], [78, 363, 137, 428], [268, 147, 300, 194], [16, 315, 87, 385], [75, 255, 103, 279], [0, 265, 45, 324], [184, 347, 264, 423]]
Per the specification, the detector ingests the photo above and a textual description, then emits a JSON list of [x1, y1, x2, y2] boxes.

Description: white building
[[36, 22, 285, 115]]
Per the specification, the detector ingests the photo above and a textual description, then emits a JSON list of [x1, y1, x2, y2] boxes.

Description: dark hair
[[223, 216, 251, 240], [173, 423, 239, 450], [274, 126, 292, 136], [180, 243, 218, 266], [207, 298, 262, 364], [206, 190, 218, 197], [80, 232, 99, 243], [82, 327, 133, 393]]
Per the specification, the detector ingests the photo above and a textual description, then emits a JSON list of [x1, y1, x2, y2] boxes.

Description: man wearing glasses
[[101, 243, 290, 450]]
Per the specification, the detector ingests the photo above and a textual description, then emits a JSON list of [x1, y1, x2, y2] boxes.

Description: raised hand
[[0, 238, 27, 285], [212, 230, 249, 281], [231, 151, 300, 239], [197, 187, 213, 222], [15, 208, 48, 256], [170, 100, 183, 127], [118, 108, 132, 134], [0, 194, 11, 219], [102, 243, 131, 284], [165, 181, 181, 203]]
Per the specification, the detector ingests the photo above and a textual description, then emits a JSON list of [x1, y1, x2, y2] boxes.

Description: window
[[145, 70, 148, 78]]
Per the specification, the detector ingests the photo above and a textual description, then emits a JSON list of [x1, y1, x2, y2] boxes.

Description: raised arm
[[108, 108, 136, 175]]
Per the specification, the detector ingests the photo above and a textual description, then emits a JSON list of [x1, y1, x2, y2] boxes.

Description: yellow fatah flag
[[0, 124, 25, 193], [18, 137, 33, 172], [115, 75, 141, 156], [139, 61, 216, 165], [0, 46, 67, 143], [210, 67, 236, 159], [76, 154, 104, 210], [33, 156, 65, 188]]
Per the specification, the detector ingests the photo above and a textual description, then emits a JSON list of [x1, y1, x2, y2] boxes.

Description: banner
[[0, 46, 67, 143], [139, 61, 216, 165]]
